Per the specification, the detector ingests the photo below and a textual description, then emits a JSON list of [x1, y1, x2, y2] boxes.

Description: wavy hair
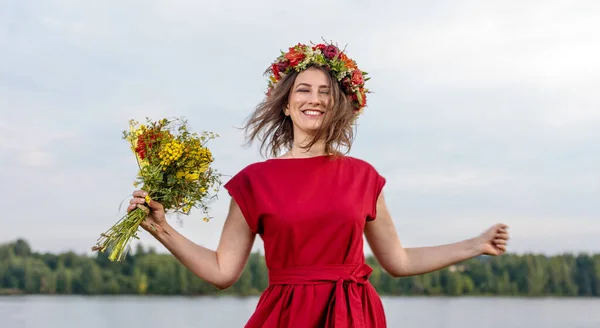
[[242, 65, 357, 158]]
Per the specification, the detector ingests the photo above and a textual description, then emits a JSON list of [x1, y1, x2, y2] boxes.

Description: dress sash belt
[[268, 263, 373, 328]]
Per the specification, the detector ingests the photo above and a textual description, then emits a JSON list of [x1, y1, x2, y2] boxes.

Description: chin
[[299, 121, 323, 132], [291, 111, 326, 134]]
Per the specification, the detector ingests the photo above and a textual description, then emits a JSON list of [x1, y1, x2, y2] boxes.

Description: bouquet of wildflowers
[[92, 117, 222, 261]]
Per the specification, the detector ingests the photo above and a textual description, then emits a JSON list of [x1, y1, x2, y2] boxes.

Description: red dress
[[224, 155, 387, 327]]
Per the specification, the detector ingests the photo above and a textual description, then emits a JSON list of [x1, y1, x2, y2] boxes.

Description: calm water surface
[[1, 295, 598, 328]]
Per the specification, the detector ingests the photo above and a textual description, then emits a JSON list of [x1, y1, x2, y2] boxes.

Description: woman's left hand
[[476, 223, 510, 256]]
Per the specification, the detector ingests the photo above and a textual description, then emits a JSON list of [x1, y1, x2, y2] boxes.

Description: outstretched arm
[[131, 191, 256, 290], [364, 192, 509, 277]]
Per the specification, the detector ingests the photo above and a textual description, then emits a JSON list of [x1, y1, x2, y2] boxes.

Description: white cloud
[[21, 150, 55, 167], [0, 114, 82, 168], [357, 1, 600, 136], [373, 1, 600, 83]]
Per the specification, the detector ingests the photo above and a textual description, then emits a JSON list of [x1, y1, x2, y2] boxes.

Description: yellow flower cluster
[[176, 171, 200, 181], [188, 145, 214, 172], [159, 140, 184, 166]]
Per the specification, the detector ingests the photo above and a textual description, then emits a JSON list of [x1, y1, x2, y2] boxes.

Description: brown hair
[[242, 65, 357, 158]]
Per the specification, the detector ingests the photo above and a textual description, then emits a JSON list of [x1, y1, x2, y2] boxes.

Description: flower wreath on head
[[265, 40, 370, 115]]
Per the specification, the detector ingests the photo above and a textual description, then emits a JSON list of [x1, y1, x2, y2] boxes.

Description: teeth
[[303, 110, 322, 116]]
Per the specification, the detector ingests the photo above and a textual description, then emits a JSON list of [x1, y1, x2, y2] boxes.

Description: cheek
[[319, 91, 332, 104], [289, 96, 306, 110]]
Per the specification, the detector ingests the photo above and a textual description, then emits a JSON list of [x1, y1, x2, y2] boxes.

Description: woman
[[127, 42, 510, 327]]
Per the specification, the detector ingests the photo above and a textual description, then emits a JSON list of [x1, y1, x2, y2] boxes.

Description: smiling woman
[[126, 41, 510, 328]]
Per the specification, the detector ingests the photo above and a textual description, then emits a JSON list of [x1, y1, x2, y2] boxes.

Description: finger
[[132, 190, 148, 198], [495, 242, 507, 249], [127, 199, 150, 213], [129, 198, 140, 205], [495, 232, 508, 239], [129, 198, 146, 206], [493, 238, 507, 245], [496, 223, 508, 231], [136, 204, 150, 214], [495, 232, 509, 240]]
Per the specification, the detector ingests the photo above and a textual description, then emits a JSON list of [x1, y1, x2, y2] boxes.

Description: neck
[[288, 136, 328, 158]]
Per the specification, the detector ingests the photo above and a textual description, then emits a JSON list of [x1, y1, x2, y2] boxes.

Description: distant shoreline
[[2, 238, 599, 298], [0, 288, 22, 295], [1, 293, 599, 300]]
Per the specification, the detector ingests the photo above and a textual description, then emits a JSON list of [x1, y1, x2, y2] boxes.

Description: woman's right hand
[[128, 190, 168, 236]]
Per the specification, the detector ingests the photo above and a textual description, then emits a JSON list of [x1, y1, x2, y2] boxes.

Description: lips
[[302, 109, 324, 117]]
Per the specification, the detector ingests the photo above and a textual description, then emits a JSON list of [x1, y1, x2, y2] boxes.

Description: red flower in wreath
[[284, 46, 305, 66]]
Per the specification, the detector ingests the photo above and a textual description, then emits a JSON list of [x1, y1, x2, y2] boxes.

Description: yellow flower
[[159, 140, 184, 166], [185, 173, 199, 181], [198, 164, 208, 173]]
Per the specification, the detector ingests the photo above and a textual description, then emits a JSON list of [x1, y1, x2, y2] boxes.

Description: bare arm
[[130, 191, 256, 290], [364, 192, 509, 277]]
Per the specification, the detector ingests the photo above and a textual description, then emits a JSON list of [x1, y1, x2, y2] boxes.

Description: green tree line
[[1, 238, 599, 297]]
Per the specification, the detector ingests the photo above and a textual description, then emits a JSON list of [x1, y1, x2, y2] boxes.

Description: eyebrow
[[296, 83, 330, 89]]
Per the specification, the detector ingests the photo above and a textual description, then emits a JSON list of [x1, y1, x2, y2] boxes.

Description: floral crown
[[265, 41, 370, 114]]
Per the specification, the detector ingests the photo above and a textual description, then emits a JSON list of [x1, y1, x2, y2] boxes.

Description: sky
[[1, 0, 599, 257]]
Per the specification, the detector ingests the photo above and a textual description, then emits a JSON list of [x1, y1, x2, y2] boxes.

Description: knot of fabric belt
[[347, 276, 357, 283], [268, 263, 373, 328]]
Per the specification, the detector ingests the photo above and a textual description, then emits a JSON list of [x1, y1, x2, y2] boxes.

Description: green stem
[[93, 206, 149, 262]]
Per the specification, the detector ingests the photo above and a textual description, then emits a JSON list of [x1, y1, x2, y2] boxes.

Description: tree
[[1, 238, 599, 297]]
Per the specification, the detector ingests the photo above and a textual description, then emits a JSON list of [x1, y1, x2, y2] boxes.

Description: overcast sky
[[2, 0, 599, 257]]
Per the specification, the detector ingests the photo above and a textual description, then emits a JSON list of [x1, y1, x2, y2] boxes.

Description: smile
[[302, 109, 324, 117]]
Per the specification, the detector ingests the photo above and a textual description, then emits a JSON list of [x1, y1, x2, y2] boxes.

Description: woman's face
[[285, 67, 332, 137]]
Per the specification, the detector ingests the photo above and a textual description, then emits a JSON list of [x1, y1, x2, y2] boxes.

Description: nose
[[309, 91, 323, 106]]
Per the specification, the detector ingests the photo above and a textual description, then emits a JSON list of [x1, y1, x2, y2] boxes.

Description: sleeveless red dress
[[224, 155, 387, 327]]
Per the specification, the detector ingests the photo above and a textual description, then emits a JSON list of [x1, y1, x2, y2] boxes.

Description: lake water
[[1, 295, 599, 327]]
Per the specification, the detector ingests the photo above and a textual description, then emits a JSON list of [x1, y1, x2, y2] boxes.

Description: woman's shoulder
[[341, 155, 376, 166], [226, 160, 268, 180], [226, 156, 291, 179], [338, 155, 383, 174]]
